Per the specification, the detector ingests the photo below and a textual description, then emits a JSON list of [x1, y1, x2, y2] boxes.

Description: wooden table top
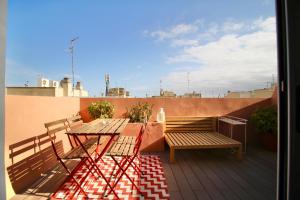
[[66, 118, 129, 136]]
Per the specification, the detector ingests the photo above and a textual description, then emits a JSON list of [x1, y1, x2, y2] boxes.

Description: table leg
[[73, 135, 120, 199], [106, 155, 143, 197], [95, 135, 117, 163]]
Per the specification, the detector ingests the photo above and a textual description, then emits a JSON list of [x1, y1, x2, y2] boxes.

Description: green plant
[[87, 101, 114, 119], [127, 102, 153, 123], [250, 106, 277, 134]]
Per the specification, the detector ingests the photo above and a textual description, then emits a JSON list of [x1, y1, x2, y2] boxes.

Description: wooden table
[[66, 118, 129, 160], [65, 118, 130, 199], [218, 116, 247, 152], [67, 118, 129, 136]]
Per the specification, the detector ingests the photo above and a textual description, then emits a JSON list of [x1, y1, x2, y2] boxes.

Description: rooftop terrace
[[10, 147, 276, 200], [5, 94, 277, 199]]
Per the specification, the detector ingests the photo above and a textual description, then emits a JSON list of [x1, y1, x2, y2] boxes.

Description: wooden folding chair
[[105, 123, 146, 197], [44, 118, 101, 197]]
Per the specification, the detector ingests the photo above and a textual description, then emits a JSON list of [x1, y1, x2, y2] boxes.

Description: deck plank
[[170, 162, 198, 200], [183, 152, 226, 200], [179, 153, 211, 200]]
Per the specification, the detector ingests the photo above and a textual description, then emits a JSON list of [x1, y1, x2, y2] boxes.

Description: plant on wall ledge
[[127, 102, 153, 123], [250, 106, 277, 151], [250, 106, 277, 134], [88, 101, 114, 119]]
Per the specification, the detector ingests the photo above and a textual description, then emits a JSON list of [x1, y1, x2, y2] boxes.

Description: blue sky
[[6, 0, 277, 97]]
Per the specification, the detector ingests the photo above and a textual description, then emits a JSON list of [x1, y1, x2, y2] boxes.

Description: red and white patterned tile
[[52, 155, 170, 200]]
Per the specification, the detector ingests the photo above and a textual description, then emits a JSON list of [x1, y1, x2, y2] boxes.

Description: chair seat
[[63, 137, 98, 159], [116, 136, 136, 144], [106, 135, 136, 156]]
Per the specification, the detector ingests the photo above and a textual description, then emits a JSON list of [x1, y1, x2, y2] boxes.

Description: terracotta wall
[[80, 97, 274, 146], [80, 97, 271, 121], [271, 86, 278, 105], [122, 122, 164, 152], [5, 95, 80, 199]]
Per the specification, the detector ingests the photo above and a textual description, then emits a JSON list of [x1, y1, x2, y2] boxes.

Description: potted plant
[[250, 106, 278, 151], [126, 102, 153, 123], [87, 101, 114, 119]]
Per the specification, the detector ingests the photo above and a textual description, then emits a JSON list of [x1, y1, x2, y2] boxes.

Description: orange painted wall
[[5, 95, 80, 199], [80, 98, 270, 121], [122, 122, 165, 152], [271, 86, 278, 105], [80, 97, 274, 146]]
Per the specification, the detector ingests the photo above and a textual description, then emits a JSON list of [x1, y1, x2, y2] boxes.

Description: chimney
[[76, 81, 83, 90], [60, 77, 72, 96]]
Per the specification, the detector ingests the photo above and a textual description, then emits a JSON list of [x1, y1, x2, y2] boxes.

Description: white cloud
[[222, 21, 245, 33], [171, 24, 198, 35], [171, 39, 199, 47], [253, 17, 276, 32], [161, 17, 277, 96], [146, 23, 198, 41]]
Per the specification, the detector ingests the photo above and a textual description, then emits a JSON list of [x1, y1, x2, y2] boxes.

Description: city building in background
[[224, 84, 276, 98], [6, 77, 89, 97], [181, 91, 202, 98], [107, 87, 130, 97], [153, 89, 177, 97]]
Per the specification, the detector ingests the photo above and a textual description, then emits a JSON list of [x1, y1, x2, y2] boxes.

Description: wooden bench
[[164, 117, 242, 163], [7, 134, 64, 193], [6, 115, 90, 194]]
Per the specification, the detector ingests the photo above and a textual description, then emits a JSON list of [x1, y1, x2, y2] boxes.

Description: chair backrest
[[45, 119, 69, 137], [44, 118, 70, 157], [67, 114, 83, 129], [165, 116, 217, 133], [134, 123, 147, 153]]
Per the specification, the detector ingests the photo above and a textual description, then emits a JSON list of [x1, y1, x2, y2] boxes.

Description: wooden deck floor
[[158, 147, 277, 200], [11, 147, 276, 200]]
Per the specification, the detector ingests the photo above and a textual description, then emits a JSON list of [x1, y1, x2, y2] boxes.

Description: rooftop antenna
[[105, 73, 110, 96], [160, 79, 163, 96], [187, 72, 190, 93], [69, 37, 79, 96]]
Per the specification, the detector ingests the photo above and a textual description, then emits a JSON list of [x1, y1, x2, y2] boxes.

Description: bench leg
[[170, 147, 175, 163], [235, 145, 243, 160]]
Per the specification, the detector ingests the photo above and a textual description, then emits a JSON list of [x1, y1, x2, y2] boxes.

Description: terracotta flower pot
[[261, 133, 277, 152]]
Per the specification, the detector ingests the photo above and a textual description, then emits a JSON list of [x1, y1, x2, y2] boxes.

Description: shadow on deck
[[11, 147, 276, 200]]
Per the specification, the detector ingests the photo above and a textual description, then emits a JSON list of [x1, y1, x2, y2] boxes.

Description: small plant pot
[[261, 133, 277, 152]]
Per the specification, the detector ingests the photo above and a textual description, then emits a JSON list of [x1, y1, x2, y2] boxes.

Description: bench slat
[[165, 132, 241, 147]]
